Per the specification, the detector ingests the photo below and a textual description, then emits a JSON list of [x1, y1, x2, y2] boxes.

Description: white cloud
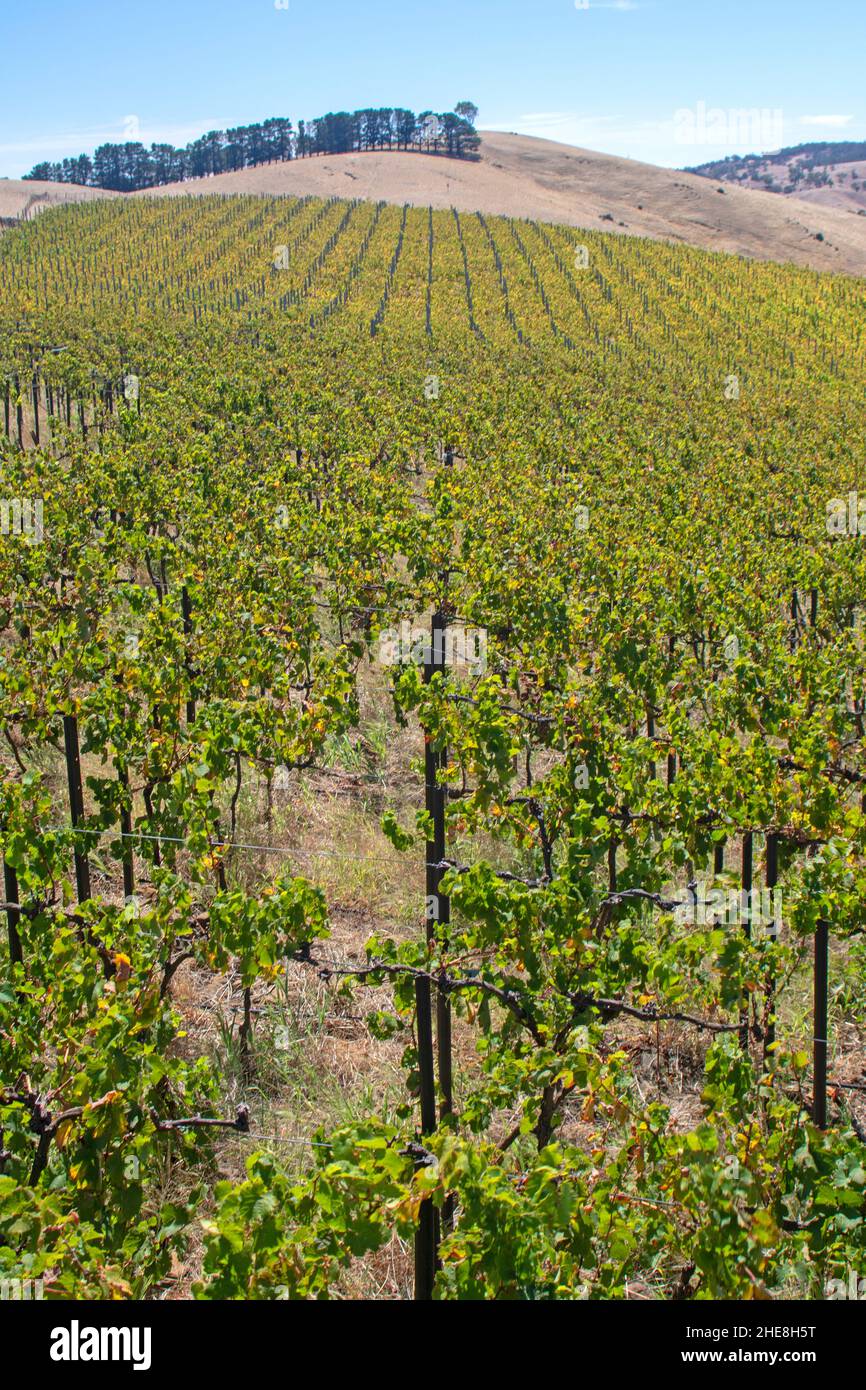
[[574, 0, 641, 9], [799, 114, 854, 129]]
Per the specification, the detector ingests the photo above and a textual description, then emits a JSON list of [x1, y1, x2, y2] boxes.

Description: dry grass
[[0, 179, 115, 220], [5, 132, 866, 273], [138, 133, 866, 275]]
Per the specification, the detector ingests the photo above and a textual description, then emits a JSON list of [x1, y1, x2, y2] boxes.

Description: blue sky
[[1, 0, 863, 177]]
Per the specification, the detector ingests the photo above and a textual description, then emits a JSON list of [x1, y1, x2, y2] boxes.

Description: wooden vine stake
[[413, 969, 438, 1299], [763, 833, 778, 1064], [63, 713, 92, 904], [117, 764, 135, 901], [14, 374, 23, 447], [813, 921, 829, 1130], [30, 371, 40, 448], [666, 636, 677, 786], [413, 610, 452, 1298], [3, 843, 23, 973], [430, 612, 456, 1238], [181, 586, 197, 724], [426, 612, 453, 1125], [739, 832, 753, 1052]]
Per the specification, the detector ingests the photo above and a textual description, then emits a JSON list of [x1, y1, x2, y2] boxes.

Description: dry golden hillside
[[138, 132, 866, 273], [4, 133, 866, 273], [0, 178, 115, 221]]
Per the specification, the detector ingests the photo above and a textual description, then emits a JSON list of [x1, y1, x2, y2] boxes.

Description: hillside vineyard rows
[[1, 194, 865, 1301]]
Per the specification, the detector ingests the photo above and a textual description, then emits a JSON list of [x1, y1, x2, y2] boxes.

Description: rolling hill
[[4, 132, 866, 274], [0, 178, 115, 222], [688, 141, 866, 214]]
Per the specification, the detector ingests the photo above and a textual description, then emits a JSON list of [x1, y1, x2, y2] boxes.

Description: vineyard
[[1, 192, 865, 1302]]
